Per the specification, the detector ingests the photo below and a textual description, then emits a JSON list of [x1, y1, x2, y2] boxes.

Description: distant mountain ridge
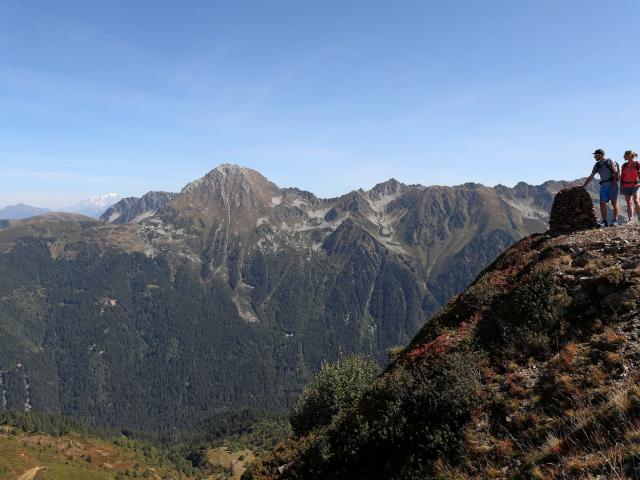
[[100, 191, 176, 224], [0, 164, 595, 433], [0, 203, 49, 220], [0, 194, 122, 220], [102, 166, 587, 307]]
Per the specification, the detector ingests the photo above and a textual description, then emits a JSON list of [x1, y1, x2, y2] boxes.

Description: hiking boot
[[599, 219, 608, 227], [611, 220, 619, 226]]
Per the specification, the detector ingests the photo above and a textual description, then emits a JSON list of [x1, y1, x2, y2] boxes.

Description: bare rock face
[[549, 186, 598, 232], [100, 191, 176, 224]]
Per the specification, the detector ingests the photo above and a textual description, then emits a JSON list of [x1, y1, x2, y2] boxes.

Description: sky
[[1, 0, 640, 208]]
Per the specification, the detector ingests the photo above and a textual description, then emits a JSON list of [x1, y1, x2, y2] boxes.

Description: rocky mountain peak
[[179, 164, 279, 209], [368, 178, 406, 200], [100, 191, 176, 224], [335, 189, 373, 214], [185, 164, 274, 191], [212, 163, 260, 176]]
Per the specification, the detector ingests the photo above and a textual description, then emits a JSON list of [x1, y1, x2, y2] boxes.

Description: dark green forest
[[0, 235, 424, 432]]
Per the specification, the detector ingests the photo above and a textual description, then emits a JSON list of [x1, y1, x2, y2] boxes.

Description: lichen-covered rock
[[549, 186, 598, 232]]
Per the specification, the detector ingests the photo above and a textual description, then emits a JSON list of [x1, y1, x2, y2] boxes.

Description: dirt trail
[[15, 466, 43, 480]]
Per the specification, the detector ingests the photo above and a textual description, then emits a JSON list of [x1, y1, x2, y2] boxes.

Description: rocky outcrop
[[549, 186, 599, 232], [100, 191, 176, 224]]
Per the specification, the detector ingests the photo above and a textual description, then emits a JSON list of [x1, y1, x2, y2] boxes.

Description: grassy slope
[[0, 429, 190, 480], [208, 447, 256, 480]]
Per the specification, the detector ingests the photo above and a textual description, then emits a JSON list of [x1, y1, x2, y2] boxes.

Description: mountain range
[[0, 164, 589, 432], [0, 193, 121, 221], [0, 203, 49, 220]]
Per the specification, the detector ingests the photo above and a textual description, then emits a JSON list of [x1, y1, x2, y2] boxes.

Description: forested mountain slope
[[0, 165, 583, 431]]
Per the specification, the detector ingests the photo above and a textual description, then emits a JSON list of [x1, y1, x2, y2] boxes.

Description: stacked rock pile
[[549, 186, 599, 232]]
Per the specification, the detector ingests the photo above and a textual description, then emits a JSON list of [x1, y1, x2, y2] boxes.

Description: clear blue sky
[[1, 0, 640, 208]]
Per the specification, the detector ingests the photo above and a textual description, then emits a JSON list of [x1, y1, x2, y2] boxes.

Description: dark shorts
[[600, 183, 619, 203], [622, 186, 640, 196]]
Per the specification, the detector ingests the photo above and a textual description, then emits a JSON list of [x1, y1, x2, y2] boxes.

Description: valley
[[0, 166, 588, 432]]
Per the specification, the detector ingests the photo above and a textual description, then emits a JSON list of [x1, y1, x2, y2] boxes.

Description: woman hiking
[[620, 150, 640, 223]]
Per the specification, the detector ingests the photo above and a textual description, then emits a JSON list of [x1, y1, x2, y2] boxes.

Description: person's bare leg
[[612, 199, 619, 223], [626, 196, 633, 220], [600, 201, 608, 223], [634, 192, 640, 220]]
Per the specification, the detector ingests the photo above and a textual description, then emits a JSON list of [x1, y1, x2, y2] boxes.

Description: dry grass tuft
[[557, 342, 578, 368], [544, 433, 564, 454]]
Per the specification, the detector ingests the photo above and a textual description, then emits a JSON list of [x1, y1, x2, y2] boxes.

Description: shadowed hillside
[[246, 206, 640, 479]]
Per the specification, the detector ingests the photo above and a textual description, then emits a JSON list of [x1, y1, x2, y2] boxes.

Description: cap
[[593, 149, 605, 155]]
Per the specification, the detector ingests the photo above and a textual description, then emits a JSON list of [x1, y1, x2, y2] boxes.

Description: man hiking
[[583, 148, 619, 227], [620, 150, 640, 223]]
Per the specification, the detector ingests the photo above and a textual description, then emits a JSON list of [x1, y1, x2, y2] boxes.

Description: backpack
[[596, 159, 619, 183], [621, 160, 640, 187]]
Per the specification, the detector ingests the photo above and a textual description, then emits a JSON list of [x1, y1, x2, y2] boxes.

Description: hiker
[[620, 150, 640, 223], [583, 148, 619, 226]]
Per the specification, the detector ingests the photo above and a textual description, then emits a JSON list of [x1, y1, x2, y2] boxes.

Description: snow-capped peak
[[84, 193, 120, 208], [62, 193, 121, 218]]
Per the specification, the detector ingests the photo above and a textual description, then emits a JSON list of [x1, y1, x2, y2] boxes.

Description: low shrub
[[476, 271, 569, 358], [287, 348, 482, 479], [289, 355, 379, 437]]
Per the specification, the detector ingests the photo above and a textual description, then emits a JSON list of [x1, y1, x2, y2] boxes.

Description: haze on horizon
[[1, 0, 640, 209]]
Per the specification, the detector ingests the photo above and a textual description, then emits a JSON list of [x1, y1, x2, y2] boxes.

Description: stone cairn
[[549, 186, 599, 233]]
